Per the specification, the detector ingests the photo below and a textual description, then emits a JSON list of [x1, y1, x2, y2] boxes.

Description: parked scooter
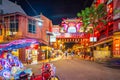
[[14, 63, 59, 80], [33, 63, 59, 80]]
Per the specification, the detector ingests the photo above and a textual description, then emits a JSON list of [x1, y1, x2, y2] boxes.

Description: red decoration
[[26, 47, 30, 49], [34, 44, 39, 49], [107, 2, 113, 14]]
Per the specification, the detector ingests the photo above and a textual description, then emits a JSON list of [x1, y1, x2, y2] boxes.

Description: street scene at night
[[25, 56, 120, 80], [0, 0, 120, 80]]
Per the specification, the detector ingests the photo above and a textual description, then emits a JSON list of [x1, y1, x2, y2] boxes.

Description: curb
[[24, 56, 63, 66]]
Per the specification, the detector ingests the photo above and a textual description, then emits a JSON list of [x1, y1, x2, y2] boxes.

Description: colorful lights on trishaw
[[0, 39, 38, 79]]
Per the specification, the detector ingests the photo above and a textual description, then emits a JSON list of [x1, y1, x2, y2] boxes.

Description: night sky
[[9, 0, 94, 25]]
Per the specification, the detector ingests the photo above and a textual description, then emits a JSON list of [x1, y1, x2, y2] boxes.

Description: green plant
[[77, 3, 107, 56], [77, 3, 107, 32]]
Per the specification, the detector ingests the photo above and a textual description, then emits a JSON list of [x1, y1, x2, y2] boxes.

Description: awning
[[0, 39, 38, 53], [24, 36, 48, 46], [89, 36, 113, 47]]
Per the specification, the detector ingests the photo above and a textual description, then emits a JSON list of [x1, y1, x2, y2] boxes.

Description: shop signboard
[[90, 37, 97, 42], [52, 27, 60, 34], [50, 36, 56, 42]]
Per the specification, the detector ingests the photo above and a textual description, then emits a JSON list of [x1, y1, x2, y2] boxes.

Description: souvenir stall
[[0, 39, 38, 79]]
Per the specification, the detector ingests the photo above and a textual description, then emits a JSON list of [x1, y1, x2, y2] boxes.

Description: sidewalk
[[39, 55, 63, 63], [24, 55, 63, 75], [24, 55, 63, 65]]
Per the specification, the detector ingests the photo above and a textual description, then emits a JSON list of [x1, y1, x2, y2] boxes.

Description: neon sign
[[61, 19, 82, 33], [67, 26, 77, 33]]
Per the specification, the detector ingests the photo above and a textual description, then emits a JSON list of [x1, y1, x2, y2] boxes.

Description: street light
[[38, 21, 43, 27], [38, 21, 43, 41]]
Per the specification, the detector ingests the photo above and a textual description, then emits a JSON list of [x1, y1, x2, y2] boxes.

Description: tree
[[77, 3, 107, 32], [77, 3, 107, 56]]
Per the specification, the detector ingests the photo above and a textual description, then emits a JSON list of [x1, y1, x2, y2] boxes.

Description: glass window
[[28, 19, 36, 34], [0, 0, 2, 5], [28, 24, 32, 33], [0, 9, 3, 14], [10, 20, 18, 32], [33, 25, 36, 33]]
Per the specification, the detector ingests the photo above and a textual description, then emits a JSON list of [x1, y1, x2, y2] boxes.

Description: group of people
[[26, 53, 32, 64], [64, 50, 75, 58]]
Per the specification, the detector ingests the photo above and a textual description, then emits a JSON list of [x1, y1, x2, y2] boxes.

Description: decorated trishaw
[[0, 39, 38, 79]]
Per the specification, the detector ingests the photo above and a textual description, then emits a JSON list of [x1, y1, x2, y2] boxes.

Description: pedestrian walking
[[71, 50, 74, 59], [27, 54, 32, 64], [65, 51, 68, 58]]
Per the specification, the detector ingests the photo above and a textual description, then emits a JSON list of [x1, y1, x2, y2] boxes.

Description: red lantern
[[34, 44, 39, 49], [107, 2, 113, 14]]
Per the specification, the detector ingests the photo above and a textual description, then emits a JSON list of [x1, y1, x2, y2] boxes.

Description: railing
[[3, 34, 20, 41], [94, 50, 111, 62], [98, 34, 106, 40]]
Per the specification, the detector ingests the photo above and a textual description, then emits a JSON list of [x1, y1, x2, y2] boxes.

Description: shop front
[[0, 39, 39, 79], [94, 46, 111, 61], [113, 32, 120, 57], [0, 39, 39, 64], [40, 46, 52, 59], [25, 48, 38, 64], [92, 38, 113, 61]]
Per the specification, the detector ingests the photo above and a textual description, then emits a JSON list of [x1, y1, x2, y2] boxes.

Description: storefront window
[[10, 16, 19, 34], [25, 49, 38, 64], [0, 9, 3, 14]]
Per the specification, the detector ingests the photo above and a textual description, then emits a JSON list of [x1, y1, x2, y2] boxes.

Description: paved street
[[25, 57, 120, 80]]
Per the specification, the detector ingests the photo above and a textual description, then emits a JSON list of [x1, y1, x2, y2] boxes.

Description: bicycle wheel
[[49, 76, 59, 80]]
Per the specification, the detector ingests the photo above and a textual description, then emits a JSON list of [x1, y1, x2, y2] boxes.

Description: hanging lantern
[[107, 2, 113, 14], [34, 44, 39, 49]]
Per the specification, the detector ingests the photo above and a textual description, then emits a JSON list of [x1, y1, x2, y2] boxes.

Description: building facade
[[0, 0, 53, 63], [91, 0, 120, 60], [113, 0, 120, 57], [51, 18, 90, 56]]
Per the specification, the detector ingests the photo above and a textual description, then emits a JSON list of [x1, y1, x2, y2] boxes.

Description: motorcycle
[[33, 63, 59, 80]]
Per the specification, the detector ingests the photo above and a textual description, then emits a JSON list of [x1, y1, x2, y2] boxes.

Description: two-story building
[[90, 0, 120, 60], [0, 0, 53, 63]]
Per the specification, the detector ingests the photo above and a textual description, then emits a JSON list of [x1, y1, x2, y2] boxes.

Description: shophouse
[[0, 0, 53, 63], [90, 0, 120, 60]]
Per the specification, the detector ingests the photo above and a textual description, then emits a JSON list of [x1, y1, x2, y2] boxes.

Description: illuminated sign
[[52, 28, 59, 34], [67, 26, 76, 33], [50, 36, 56, 42], [64, 33, 71, 37], [90, 37, 97, 42]]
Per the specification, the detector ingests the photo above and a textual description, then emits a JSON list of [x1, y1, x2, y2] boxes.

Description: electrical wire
[[25, 0, 38, 15]]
